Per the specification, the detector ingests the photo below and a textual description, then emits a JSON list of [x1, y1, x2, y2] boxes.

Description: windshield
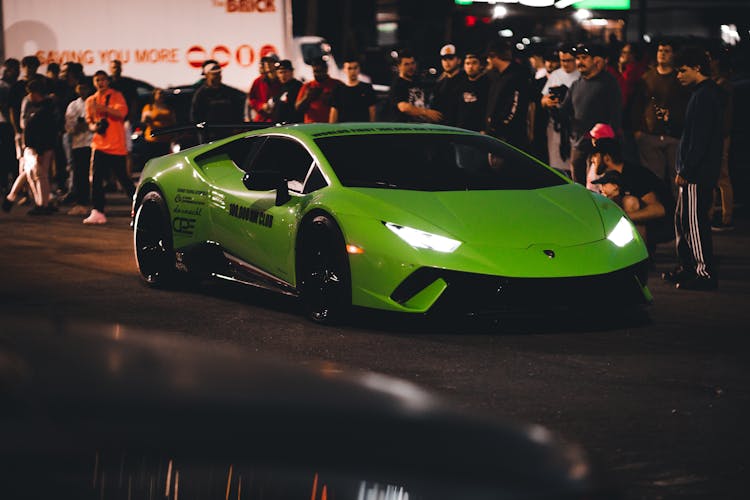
[[315, 133, 567, 191]]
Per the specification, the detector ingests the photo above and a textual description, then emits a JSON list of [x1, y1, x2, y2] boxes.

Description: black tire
[[133, 190, 177, 287], [299, 214, 352, 324]]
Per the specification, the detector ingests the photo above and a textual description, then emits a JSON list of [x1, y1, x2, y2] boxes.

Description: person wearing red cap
[[590, 138, 672, 252], [585, 123, 615, 191], [556, 43, 622, 184]]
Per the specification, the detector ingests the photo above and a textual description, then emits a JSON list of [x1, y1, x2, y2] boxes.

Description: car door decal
[[228, 203, 274, 228]]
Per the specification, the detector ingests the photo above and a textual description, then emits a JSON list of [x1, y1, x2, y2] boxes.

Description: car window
[[250, 137, 315, 193], [315, 133, 567, 191], [195, 136, 266, 172], [303, 165, 328, 194]]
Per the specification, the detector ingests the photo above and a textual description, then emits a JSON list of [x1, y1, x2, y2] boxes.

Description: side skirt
[[176, 241, 299, 298]]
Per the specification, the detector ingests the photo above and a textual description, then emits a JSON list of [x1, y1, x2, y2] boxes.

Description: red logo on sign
[[235, 45, 255, 67], [259, 44, 279, 59], [186, 45, 231, 68], [187, 45, 278, 68]]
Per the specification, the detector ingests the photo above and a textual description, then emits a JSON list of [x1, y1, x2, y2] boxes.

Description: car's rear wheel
[[134, 190, 177, 287], [299, 215, 351, 324]]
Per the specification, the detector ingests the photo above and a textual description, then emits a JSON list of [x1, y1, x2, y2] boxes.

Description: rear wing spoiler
[[150, 121, 278, 139]]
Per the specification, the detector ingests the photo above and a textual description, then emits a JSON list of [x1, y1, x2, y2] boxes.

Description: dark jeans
[[71, 147, 91, 205], [91, 150, 135, 213], [53, 134, 68, 192]]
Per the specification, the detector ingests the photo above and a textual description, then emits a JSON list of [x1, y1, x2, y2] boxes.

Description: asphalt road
[[1, 194, 749, 499]]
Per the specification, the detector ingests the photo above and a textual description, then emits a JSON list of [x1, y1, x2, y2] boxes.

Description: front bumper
[[388, 260, 651, 316]]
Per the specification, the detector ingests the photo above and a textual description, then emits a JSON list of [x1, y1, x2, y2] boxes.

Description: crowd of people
[[0, 57, 156, 223], [234, 37, 734, 291], [0, 35, 739, 290]]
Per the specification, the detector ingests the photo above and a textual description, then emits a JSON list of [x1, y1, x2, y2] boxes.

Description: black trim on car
[[391, 260, 651, 315]]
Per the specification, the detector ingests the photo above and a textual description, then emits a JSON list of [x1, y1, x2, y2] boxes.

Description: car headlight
[[384, 222, 461, 253], [607, 216, 635, 247]]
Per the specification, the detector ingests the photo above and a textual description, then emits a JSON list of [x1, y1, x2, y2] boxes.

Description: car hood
[[348, 184, 606, 248]]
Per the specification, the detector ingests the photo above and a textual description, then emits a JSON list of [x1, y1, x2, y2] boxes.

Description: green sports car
[[133, 122, 651, 323]]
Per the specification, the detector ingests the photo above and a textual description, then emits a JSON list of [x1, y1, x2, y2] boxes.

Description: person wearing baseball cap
[[271, 60, 303, 123], [191, 59, 219, 90], [432, 44, 462, 126], [549, 42, 621, 184], [589, 122, 616, 143], [190, 61, 245, 140], [585, 123, 617, 189]]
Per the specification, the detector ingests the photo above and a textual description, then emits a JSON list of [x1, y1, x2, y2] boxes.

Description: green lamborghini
[[133, 122, 651, 323]]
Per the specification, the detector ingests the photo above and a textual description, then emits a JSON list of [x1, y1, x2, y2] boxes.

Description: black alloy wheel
[[134, 190, 177, 287], [300, 215, 351, 324]]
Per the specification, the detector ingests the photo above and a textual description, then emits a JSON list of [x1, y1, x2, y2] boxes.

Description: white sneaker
[[83, 209, 107, 225]]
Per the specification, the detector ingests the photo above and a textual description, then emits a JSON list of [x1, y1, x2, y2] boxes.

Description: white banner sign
[[3, 0, 290, 91]]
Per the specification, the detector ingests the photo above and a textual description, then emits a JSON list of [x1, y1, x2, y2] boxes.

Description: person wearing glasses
[[541, 43, 580, 175], [554, 43, 622, 184]]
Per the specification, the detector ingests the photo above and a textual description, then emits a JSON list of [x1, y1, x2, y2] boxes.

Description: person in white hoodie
[[540, 44, 580, 174], [64, 82, 94, 215]]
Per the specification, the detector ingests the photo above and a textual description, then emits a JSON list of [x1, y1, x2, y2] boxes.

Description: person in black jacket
[[271, 60, 303, 124], [2, 78, 58, 215], [454, 52, 489, 132], [662, 46, 723, 291], [190, 63, 245, 141], [484, 39, 531, 151], [431, 44, 462, 126], [387, 50, 442, 123]]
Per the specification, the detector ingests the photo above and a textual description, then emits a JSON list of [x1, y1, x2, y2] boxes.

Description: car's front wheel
[[133, 190, 177, 287], [299, 215, 351, 324]]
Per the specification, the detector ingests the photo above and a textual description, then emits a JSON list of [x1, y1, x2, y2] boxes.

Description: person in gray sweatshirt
[[558, 43, 621, 184]]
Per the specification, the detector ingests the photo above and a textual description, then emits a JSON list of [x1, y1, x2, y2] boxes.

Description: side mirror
[[242, 170, 291, 206]]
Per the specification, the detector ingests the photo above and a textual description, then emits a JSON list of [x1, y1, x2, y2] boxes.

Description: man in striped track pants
[[662, 46, 723, 291]]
